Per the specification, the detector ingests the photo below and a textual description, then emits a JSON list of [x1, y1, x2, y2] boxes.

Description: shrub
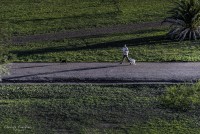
[[160, 82, 200, 111], [163, 0, 200, 41]]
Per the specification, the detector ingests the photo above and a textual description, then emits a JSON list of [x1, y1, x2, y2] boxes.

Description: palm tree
[[163, 0, 200, 41]]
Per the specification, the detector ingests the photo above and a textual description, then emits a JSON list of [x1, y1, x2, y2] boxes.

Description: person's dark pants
[[121, 55, 130, 63]]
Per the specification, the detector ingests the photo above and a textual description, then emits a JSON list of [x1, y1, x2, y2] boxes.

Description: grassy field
[[0, 84, 200, 134], [2, 1, 200, 134], [1, 0, 175, 35], [8, 28, 200, 62], [3, 0, 199, 63]]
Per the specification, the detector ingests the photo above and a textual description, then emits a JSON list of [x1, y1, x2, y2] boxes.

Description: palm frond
[[164, 0, 200, 41]]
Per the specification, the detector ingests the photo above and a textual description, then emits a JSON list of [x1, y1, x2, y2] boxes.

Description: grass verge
[[160, 82, 200, 111], [0, 84, 200, 133], [8, 28, 200, 62]]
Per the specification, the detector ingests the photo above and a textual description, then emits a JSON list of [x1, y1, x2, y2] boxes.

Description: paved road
[[2, 62, 200, 83], [11, 21, 167, 44]]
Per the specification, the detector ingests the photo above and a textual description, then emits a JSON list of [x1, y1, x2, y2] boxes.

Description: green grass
[[160, 82, 200, 111], [0, 84, 200, 133], [1, 0, 175, 35], [3, 0, 198, 63], [8, 28, 200, 62]]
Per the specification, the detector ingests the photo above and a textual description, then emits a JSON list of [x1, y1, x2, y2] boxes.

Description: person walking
[[120, 44, 132, 64]]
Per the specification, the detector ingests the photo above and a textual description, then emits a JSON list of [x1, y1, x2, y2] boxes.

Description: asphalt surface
[[11, 21, 167, 44], [2, 62, 200, 83]]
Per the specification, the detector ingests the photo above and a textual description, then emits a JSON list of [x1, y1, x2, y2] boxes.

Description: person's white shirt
[[122, 46, 129, 55]]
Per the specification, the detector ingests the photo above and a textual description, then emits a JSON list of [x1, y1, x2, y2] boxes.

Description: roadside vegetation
[[0, 84, 200, 133], [1, 0, 175, 35], [161, 82, 200, 111], [8, 28, 200, 62]]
